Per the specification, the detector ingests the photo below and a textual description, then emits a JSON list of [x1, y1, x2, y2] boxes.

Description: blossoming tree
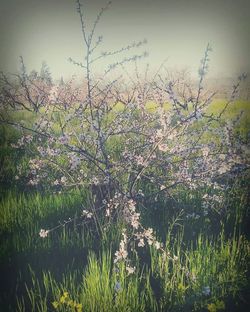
[[0, 0, 248, 271]]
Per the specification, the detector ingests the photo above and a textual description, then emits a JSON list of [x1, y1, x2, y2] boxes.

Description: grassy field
[[0, 186, 249, 311]]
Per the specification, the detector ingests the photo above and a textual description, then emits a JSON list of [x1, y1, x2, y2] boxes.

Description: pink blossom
[[39, 229, 49, 238]]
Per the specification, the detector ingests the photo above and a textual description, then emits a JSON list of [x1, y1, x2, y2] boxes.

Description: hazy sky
[[0, 0, 249, 79]]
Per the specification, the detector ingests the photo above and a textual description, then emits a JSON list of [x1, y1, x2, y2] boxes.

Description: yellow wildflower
[[52, 301, 59, 309], [63, 291, 69, 298], [60, 296, 66, 304], [76, 303, 83, 312]]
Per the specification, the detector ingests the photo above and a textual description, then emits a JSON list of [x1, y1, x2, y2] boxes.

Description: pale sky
[[0, 0, 249, 80]]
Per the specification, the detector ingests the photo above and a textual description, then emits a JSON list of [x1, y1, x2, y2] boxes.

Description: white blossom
[[39, 229, 49, 238]]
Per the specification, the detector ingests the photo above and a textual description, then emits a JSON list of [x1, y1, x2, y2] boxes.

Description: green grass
[[0, 190, 91, 263], [14, 228, 249, 312], [150, 231, 249, 311], [0, 184, 248, 311], [16, 250, 157, 312]]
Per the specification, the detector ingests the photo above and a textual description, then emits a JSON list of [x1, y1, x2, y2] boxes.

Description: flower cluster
[[114, 231, 128, 263], [123, 199, 140, 229], [39, 229, 49, 238], [52, 291, 82, 312], [11, 134, 33, 148], [82, 209, 93, 219]]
